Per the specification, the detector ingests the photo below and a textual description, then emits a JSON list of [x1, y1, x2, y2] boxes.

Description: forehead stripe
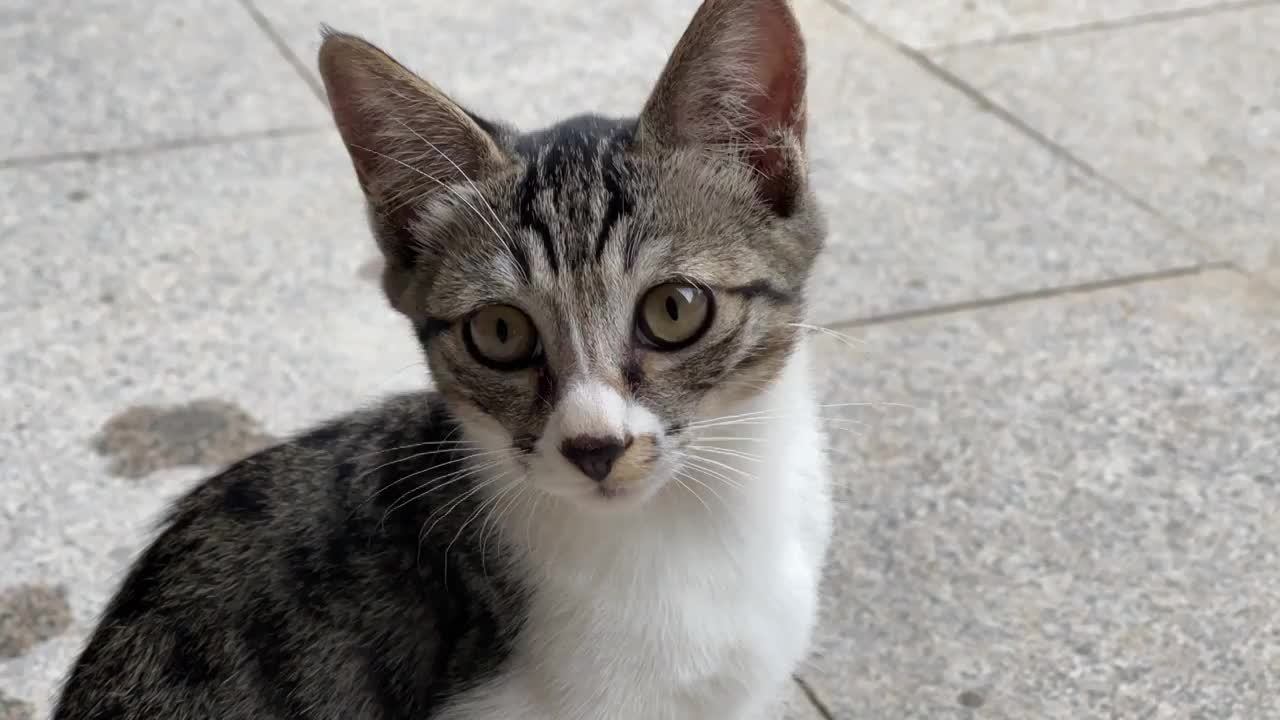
[[517, 163, 559, 274]]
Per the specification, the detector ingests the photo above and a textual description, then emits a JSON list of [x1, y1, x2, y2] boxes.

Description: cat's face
[[320, 0, 823, 511]]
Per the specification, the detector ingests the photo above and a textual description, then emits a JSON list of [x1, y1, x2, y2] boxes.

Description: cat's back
[[54, 392, 521, 720]]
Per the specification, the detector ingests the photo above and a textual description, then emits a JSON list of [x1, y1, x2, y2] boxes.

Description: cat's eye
[[636, 283, 713, 350], [464, 305, 540, 369]]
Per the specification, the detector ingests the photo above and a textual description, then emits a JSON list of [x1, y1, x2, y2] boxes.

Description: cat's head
[[319, 0, 824, 512]]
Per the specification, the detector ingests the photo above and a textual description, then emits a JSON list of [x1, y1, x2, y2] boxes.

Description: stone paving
[[2, 0, 1277, 717]]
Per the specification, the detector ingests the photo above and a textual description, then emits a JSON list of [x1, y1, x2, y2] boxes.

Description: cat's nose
[[560, 436, 628, 482]]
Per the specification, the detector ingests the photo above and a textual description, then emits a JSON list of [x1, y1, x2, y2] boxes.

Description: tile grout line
[[925, 0, 1280, 53], [793, 675, 837, 720], [235, 0, 327, 102], [0, 126, 331, 171], [817, 0, 1237, 284], [1226, 262, 1280, 296], [820, 262, 1234, 331]]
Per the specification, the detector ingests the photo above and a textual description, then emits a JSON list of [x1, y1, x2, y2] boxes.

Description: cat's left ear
[[638, 0, 807, 216], [318, 30, 508, 311]]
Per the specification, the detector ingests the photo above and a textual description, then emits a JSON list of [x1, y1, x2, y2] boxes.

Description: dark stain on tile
[[92, 399, 277, 479], [0, 584, 72, 659], [357, 257, 384, 283], [957, 689, 986, 709], [66, 189, 90, 203], [0, 691, 34, 720]]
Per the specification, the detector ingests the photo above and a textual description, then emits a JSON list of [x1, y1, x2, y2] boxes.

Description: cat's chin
[[554, 479, 667, 514]]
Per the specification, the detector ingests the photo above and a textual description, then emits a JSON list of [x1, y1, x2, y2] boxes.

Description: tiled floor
[[2, 0, 1277, 718]]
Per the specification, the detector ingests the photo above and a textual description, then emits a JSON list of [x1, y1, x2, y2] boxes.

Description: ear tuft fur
[[317, 31, 508, 310]]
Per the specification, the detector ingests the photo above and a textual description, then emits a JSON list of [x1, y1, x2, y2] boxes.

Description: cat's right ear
[[318, 29, 508, 311]]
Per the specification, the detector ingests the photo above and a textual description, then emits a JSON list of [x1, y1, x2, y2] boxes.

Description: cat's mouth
[[567, 473, 669, 512]]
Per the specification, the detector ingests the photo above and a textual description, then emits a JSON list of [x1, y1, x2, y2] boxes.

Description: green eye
[[636, 283, 713, 350], [464, 305, 540, 368]]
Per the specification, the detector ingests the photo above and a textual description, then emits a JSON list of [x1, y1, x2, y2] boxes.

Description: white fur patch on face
[[556, 380, 628, 441], [531, 379, 670, 510]]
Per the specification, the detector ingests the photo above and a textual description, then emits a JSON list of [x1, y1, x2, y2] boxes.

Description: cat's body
[[56, 2, 833, 718], [57, 357, 828, 720]]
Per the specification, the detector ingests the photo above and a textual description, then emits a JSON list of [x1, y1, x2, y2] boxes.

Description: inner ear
[[637, 0, 807, 215], [317, 30, 509, 310]]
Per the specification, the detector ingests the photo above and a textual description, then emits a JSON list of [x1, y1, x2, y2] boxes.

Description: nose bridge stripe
[[559, 379, 626, 440]]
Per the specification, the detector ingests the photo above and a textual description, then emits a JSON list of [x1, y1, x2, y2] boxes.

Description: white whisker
[[381, 455, 513, 526], [346, 142, 521, 276], [787, 322, 868, 351], [673, 473, 714, 516], [359, 448, 513, 516], [389, 118, 528, 284], [687, 444, 763, 463]]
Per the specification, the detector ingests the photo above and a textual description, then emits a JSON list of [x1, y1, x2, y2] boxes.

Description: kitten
[[54, 0, 831, 718]]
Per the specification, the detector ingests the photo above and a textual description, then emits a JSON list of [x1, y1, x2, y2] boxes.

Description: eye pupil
[[465, 305, 538, 369], [637, 283, 713, 351]]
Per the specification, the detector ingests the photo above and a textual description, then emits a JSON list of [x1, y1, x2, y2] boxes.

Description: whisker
[[684, 401, 912, 430], [687, 445, 764, 463], [380, 455, 513, 527], [684, 415, 870, 434], [389, 118, 528, 284], [676, 454, 747, 492], [347, 142, 519, 275], [481, 482, 527, 576], [423, 473, 507, 555], [419, 474, 506, 573], [682, 453, 753, 486], [446, 475, 518, 577], [788, 322, 869, 351], [523, 492, 542, 555], [673, 473, 714, 516], [346, 437, 480, 462], [683, 435, 774, 444], [356, 448, 513, 516]]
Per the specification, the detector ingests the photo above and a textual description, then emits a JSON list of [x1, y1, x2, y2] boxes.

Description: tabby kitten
[[55, 0, 831, 718]]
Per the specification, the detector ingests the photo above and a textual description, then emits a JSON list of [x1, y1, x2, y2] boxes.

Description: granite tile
[[257, 0, 1206, 326], [798, 0, 1207, 324], [0, 0, 325, 161], [937, 5, 1280, 274], [834, 0, 1219, 49], [803, 269, 1280, 718], [0, 131, 428, 433]]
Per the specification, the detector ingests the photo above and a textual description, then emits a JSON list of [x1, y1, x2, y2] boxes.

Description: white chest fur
[[441, 348, 832, 720]]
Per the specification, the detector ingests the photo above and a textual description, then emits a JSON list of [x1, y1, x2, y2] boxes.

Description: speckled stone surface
[[833, 0, 1216, 48], [797, 0, 1208, 324], [936, 5, 1280, 275], [0, 0, 325, 161], [803, 270, 1280, 718]]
